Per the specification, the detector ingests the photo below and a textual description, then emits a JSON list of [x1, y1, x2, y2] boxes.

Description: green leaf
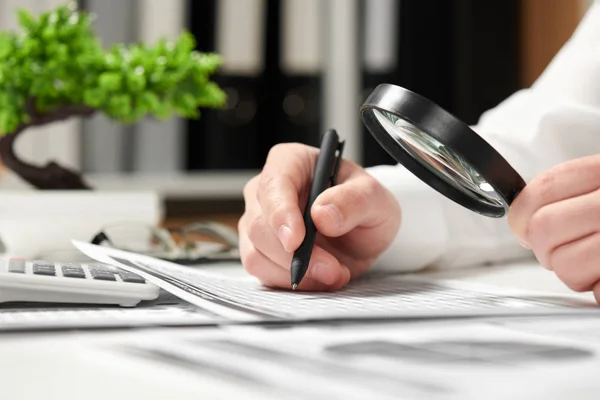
[[176, 31, 196, 54], [124, 104, 147, 123], [107, 94, 131, 117], [0, 110, 10, 133], [21, 37, 41, 57], [98, 72, 122, 92], [83, 88, 106, 107], [17, 9, 37, 32], [41, 27, 57, 41], [153, 38, 168, 56], [0, 33, 15, 60], [55, 44, 69, 61], [197, 81, 227, 108], [126, 67, 146, 92], [0, 110, 20, 134], [140, 91, 161, 113], [193, 52, 223, 74], [153, 103, 171, 120]]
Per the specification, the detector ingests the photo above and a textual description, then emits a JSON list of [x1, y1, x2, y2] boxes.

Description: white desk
[[422, 259, 596, 299], [0, 259, 598, 400]]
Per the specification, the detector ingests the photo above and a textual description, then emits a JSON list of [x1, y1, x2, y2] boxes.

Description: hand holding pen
[[290, 130, 345, 289], [237, 130, 402, 292]]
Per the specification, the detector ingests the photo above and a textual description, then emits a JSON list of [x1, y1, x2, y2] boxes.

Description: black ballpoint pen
[[291, 129, 345, 290]]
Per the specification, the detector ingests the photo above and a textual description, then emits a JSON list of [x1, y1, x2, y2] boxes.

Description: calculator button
[[118, 272, 146, 284], [32, 262, 56, 276], [92, 274, 116, 281], [90, 268, 116, 281], [89, 266, 116, 274], [89, 264, 117, 273], [8, 258, 26, 273], [61, 265, 86, 279], [33, 261, 55, 268]]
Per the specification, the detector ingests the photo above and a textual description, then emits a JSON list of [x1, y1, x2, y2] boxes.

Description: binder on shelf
[[187, 0, 268, 170], [359, 1, 519, 166], [359, 0, 400, 167], [131, 0, 187, 173], [80, 0, 135, 174], [185, 0, 216, 171], [450, 1, 519, 125], [392, 1, 519, 126], [321, 0, 362, 164], [396, 1, 455, 114], [275, 0, 323, 148]]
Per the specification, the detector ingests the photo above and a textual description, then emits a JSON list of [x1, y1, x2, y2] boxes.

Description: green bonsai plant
[[0, 2, 226, 189]]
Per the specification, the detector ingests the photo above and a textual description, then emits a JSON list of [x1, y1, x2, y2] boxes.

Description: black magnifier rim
[[360, 83, 526, 218]]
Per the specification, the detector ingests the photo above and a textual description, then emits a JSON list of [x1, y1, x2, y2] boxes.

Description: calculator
[[0, 258, 160, 307]]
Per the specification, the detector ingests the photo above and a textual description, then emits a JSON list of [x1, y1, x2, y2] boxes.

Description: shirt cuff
[[366, 163, 450, 272]]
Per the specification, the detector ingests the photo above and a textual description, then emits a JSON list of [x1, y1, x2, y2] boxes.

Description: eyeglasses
[[90, 221, 240, 265]]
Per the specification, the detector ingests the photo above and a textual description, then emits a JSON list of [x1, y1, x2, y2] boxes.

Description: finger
[[592, 281, 600, 305], [315, 234, 375, 280], [246, 214, 351, 286], [311, 173, 401, 257], [242, 175, 262, 216], [508, 156, 600, 246], [239, 228, 349, 291], [312, 173, 395, 234], [550, 231, 600, 292], [256, 258, 345, 292], [527, 190, 600, 269], [255, 143, 318, 252]]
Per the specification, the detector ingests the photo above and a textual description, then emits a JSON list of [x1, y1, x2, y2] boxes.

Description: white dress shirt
[[367, 0, 600, 272]]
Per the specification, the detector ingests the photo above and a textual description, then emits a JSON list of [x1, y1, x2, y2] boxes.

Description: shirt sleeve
[[366, 0, 600, 272]]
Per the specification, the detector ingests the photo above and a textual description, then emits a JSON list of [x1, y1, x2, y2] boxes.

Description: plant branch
[[0, 100, 97, 190]]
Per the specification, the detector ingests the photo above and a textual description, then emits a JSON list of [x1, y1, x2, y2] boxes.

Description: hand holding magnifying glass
[[507, 155, 600, 301], [361, 84, 600, 303], [360, 83, 526, 218]]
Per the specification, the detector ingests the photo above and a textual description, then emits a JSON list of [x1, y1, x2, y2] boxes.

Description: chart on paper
[[73, 241, 600, 323], [90, 316, 600, 400]]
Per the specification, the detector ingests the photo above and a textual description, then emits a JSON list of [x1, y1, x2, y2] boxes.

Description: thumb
[[311, 173, 397, 238]]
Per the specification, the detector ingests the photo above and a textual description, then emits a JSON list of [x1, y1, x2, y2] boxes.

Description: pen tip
[[292, 283, 298, 291]]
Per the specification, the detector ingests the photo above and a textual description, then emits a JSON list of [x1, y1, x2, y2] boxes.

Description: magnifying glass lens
[[361, 84, 525, 218], [372, 109, 505, 208]]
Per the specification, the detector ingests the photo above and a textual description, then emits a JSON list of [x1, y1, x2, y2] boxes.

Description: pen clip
[[330, 140, 345, 186]]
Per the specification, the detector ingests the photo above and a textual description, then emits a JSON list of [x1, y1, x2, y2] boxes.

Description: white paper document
[[75, 316, 600, 400], [0, 289, 224, 332], [72, 241, 600, 324]]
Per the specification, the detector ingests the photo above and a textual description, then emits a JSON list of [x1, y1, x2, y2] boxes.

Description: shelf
[[0, 170, 259, 200]]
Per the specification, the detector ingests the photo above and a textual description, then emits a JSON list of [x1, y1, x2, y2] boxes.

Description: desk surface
[[421, 260, 595, 299], [0, 259, 596, 400], [163, 213, 241, 230]]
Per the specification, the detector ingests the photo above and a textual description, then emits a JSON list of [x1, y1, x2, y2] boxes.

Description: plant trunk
[[0, 103, 97, 190]]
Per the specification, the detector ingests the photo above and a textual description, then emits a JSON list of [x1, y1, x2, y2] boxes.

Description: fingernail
[[278, 225, 293, 252], [518, 239, 531, 249], [315, 204, 343, 229], [309, 262, 336, 285]]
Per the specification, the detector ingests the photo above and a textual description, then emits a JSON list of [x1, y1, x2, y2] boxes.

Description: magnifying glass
[[360, 83, 525, 218]]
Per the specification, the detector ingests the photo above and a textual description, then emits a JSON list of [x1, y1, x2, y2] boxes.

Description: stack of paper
[[48, 315, 600, 400], [72, 241, 598, 323], [2, 240, 600, 399]]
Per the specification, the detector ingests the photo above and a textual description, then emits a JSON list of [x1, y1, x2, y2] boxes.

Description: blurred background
[[0, 0, 593, 225]]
